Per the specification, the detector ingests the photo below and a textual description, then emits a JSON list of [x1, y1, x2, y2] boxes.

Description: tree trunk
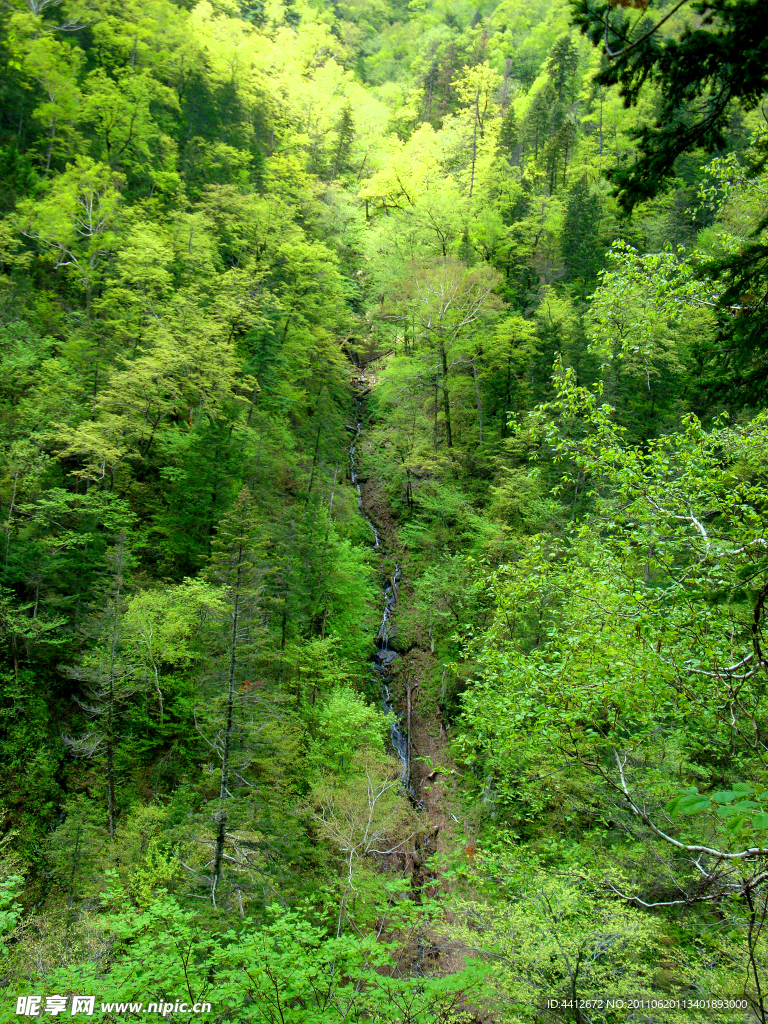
[[4, 465, 18, 567], [599, 96, 603, 158], [278, 521, 295, 684], [208, 446, 222, 555], [472, 356, 483, 445], [305, 421, 322, 504], [406, 678, 412, 777], [211, 541, 243, 905], [469, 89, 479, 199], [318, 468, 338, 639], [439, 340, 452, 448], [68, 821, 82, 909], [106, 533, 126, 841], [246, 384, 259, 425], [44, 116, 57, 175], [502, 356, 513, 439]]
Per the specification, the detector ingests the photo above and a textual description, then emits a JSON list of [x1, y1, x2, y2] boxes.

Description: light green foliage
[[452, 858, 663, 1020], [585, 241, 713, 428], [0, 877, 484, 1023], [308, 686, 388, 776], [458, 369, 768, 801], [16, 158, 124, 305], [123, 580, 218, 725], [668, 782, 768, 839], [449, 847, 760, 1022], [310, 749, 414, 886]]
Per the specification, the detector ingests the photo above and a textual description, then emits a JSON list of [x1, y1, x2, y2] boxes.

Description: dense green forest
[[1, 0, 768, 1018]]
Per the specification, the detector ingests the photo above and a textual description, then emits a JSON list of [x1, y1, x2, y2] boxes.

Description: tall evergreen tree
[[562, 177, 603, 285], [570, 0, 768, 209]]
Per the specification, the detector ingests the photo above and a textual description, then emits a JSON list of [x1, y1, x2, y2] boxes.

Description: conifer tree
[[546, 35, 579, 104], [199, 488, 266, 906], [66, 532, 131, 841], [570, 0, 768, 209], [330, 103, 355, 181], [562, 177, 602, 285]]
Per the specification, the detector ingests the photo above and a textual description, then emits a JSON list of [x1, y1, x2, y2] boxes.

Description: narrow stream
[[349, 395, 410, 785], [350, 392, 432, 969]]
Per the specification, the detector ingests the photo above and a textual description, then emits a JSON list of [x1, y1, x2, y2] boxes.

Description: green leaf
[[667, 787, 699, 816], [711, 791, 740, 804], [678, 798, 710, 816]]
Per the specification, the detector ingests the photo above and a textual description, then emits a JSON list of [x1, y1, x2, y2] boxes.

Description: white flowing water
[[349, 396, 409, 782]]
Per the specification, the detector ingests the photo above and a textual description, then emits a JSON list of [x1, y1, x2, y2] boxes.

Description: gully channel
[[348, 394, 413, 793]]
